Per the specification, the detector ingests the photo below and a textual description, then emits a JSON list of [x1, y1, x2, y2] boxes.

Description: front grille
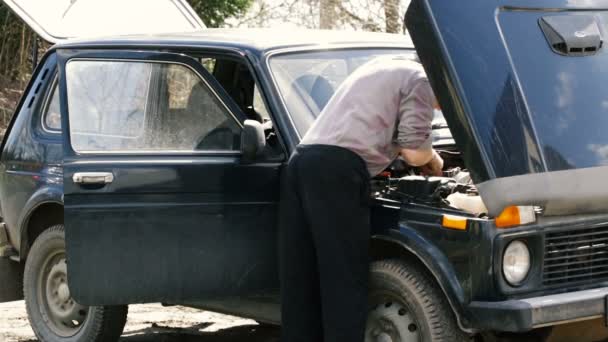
[[543, 225, 608, 286]]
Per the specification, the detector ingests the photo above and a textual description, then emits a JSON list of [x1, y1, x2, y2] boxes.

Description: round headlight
[[502, 240, 531, 285]]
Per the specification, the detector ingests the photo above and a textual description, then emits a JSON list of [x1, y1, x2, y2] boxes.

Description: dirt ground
[[2, 300, 608, 342], [0, 301, 279, 342]]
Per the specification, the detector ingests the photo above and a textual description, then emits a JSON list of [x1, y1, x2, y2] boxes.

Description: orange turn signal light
[[495, 206, 536, 228], [442, 215, 467, 230]]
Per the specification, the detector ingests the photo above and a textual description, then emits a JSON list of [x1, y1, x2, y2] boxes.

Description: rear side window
[[65, 60, 241, 153], [43, 83, 61, 132]]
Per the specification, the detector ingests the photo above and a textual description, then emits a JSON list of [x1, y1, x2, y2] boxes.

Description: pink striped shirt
[[300, 56, 435, 176]]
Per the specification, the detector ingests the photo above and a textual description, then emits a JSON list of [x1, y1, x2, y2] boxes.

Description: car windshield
[[268, 48, 453, 146]]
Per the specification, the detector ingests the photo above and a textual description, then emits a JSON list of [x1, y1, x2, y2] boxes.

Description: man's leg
[[279, 153, 323, 342], [296, 146, 370, 342]]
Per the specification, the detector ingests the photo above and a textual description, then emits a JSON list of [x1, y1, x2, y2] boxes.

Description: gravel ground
[[2, 300, 608, 342], [0, 301, 279, 342]]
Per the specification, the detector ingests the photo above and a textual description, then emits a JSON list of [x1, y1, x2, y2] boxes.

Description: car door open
[[58, 50, 281, 305]]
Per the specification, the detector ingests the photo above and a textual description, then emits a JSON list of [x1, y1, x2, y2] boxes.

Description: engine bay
[[373, 149, 490, 218]]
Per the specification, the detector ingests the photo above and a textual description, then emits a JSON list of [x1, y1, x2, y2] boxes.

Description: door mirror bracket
[[241, 120, 266, 163]]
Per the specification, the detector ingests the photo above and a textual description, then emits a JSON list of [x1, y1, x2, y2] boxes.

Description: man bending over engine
[[279, 55, 443, 342]]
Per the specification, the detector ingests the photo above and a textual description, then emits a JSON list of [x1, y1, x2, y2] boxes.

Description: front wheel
[[366, 259, 469, 342], [24, 225, 128, 342]]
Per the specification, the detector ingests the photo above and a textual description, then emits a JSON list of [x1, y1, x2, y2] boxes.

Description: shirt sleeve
[[395, 78, 435, 150]]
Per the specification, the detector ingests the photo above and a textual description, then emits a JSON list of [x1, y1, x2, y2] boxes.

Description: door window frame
[[188, 49, 289, 161], [57, 49, 248, 157]]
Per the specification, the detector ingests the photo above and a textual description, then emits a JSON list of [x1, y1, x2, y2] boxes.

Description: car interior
[[195, 55, 284, 159]]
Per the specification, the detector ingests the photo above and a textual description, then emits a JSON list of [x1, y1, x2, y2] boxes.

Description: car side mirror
[[241, 120, 266, 163]]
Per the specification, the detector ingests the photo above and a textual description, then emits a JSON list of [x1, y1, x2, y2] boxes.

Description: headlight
[[503, 240, 531, 285]]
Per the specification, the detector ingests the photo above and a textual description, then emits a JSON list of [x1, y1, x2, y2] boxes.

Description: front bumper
[[469, 287, 608, 332]]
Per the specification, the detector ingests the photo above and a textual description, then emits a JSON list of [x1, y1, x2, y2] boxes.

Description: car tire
[[367, 259, 469, 342], [24, 224, 128, 342]]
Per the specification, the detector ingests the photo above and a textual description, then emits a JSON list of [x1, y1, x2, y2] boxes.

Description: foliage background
[[0, 0, 409, 131]]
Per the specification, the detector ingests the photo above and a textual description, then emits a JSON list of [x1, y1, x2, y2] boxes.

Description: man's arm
[[400, 148, 444, 176], [396, 78, 444, 176], [401, 147, 433, 166]]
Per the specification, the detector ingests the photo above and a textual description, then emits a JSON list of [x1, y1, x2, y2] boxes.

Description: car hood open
[[2, 0, 205, 43], [406, 0, 608, 216]]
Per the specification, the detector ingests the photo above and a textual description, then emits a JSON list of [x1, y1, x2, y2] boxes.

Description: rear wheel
[[366, 259, 469, 342], [24, 225, 128, 342]]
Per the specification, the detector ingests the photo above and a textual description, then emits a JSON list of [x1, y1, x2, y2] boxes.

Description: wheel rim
[[38, 250, 89, 337], [365, 298, 421, 342]]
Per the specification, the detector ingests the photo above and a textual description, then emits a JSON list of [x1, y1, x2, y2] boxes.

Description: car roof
[[55, 28, 414, 54]]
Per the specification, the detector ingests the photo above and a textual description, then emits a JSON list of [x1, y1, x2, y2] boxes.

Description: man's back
[[301, 56, 434, 176]]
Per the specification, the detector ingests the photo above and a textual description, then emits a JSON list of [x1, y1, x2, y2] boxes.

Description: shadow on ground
[[120, 323, 280, 342], [13, 320, 608, 342]]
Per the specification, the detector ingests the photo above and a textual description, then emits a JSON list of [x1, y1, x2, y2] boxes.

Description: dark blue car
[[2, 0, 608, 341]]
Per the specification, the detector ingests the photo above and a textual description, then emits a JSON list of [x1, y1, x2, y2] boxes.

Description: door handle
[[72, 172, 114, 185]]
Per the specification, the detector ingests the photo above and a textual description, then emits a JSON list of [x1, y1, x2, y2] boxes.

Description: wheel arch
[[370, 231, 475, 334], [18, 187, 64, 260]]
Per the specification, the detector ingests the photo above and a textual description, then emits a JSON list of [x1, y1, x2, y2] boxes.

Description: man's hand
[[420, 150, 444, 176], [400, 148, 433, 167]]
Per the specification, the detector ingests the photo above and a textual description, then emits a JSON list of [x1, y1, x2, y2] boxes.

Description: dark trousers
[[279, 144, 371, 342]]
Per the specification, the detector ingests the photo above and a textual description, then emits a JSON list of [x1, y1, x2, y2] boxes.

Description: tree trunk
[[320, 0, 337, 29], [384, 0, 401, 33]]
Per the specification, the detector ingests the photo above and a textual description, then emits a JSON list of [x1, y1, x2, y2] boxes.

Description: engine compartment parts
[[396, 175, 454, 202], [446, 192, 488, 216], [373, 149, 494, 218], [376, 166, 488, 217]]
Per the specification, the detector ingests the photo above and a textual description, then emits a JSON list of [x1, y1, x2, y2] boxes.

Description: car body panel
[[371, 200, 496, 333], [0, 50, 62, 304], [17, 187, 63, 257], [406, 0, 608, 216], [470, 286, 608, 332], [57, 49, 282, 305], [0, 52, 62, 253], [2, 27, 607, 333], [2, 0, 205, 43]]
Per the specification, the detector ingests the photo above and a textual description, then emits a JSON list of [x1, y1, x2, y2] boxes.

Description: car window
[[269, 49, 455, 146], [43, 82, 61, 132], [269, 49, 417, 136], [65, 60, 241, 153], [199, 56, 272, 122], [253, 85, 270, 121], [201, 58, 216, 73], [166, 64, 200, 110]]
